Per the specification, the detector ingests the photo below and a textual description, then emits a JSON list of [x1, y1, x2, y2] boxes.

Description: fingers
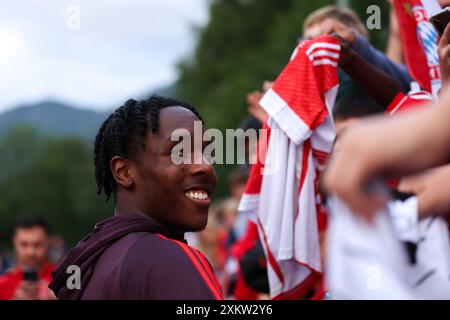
[[263, 81, 273, 92], [320, 18, 356, 45], [438, 23, 450, 61], [397, 175, 424, 194], [398, 166, 450, 219], [323, 121, 395, 220], [13, 281, 39, 300], [246, 91, 263, 105], [439, 45, 450, 63], [323, 149, 384, 220], [247, 104, 268, 122], [439, 21, 450, 49], [246, 90, 268, 122]]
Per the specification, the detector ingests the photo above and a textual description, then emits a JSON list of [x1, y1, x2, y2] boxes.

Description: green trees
[[0, 126, 112, 248]]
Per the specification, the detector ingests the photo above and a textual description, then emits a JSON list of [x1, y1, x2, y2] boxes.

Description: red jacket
[[0, 262, 55, 300]]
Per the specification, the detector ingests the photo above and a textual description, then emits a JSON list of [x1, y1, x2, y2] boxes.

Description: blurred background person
[[303, 5, 412, 92], [0, 216, 56, 300]]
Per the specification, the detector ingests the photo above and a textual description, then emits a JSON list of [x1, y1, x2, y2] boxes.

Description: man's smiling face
[[132, 106, 217, 233]]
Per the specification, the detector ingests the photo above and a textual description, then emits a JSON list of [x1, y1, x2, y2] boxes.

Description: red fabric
[[233, 270, 260, 300], [310, 278, 327, 300], [230, 221, 259, 259], [230, 221, 261, 300], [394, 0, 441, 93], [158, 234, 223, 300], [239, 35, 340, 298], [216, 228, 229, 270], [272, 272, 322, 300], [272, 36, 340, 130], [386, 91, 433, 115], [0, 262, 55, 300]]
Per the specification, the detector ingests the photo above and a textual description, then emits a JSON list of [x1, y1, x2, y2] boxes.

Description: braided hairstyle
[[94, 95, 203, 201]]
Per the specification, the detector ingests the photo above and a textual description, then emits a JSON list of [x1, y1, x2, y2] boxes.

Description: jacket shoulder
[[119, 233, 222, 299]]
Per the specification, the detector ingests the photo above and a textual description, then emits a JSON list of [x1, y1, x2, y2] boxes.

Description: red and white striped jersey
[[386, 90, 434, 115], [239, 35, 340, 299]]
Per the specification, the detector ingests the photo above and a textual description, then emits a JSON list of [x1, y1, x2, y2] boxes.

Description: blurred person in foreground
[[0, 216, 56, 300], [323, 23, 450, 220], [49, 96, 222, 300]]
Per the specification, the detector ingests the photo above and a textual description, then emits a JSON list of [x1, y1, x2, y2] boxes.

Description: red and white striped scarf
[[394, 0, 442, 96], [238, 35, 340, 299]]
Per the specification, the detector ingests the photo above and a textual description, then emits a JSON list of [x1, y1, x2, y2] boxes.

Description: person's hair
[[333, 85, 384, 121], [303, 5, 369, 38], [94, 95, 203, 201], [12, 215, 52, 237]]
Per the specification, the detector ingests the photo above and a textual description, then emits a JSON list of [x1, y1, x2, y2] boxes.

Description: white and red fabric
[[325, 73, 449, 300], [238, 35, 340, 299], [326, 195, 450, 300], [386, 90, 434, 115], [393, 0, 442, 96], [384, 90, 434, 190]]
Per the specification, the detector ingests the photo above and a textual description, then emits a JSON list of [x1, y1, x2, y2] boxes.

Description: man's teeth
[[185, 191, 209, 200]]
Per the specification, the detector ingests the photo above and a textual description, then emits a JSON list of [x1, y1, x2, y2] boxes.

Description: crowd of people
[[1, 2, 450, 300]]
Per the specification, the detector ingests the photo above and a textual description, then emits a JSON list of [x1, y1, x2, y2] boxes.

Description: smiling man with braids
[[49, 96, 223, 300]]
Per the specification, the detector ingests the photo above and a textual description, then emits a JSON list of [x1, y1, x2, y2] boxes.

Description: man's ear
[[110, 156, 135, 189]]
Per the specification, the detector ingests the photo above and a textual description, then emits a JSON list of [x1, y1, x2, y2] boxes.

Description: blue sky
[[0, 0, 209, 113]]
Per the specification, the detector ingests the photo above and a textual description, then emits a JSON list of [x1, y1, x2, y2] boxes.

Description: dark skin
[[339, 43, 405, 108], [110, 106, 217, 240]]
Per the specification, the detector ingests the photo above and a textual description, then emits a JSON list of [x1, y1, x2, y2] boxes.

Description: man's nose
[[189, 150, 214, 175]]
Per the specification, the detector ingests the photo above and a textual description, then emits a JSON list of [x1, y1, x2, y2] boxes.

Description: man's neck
[[114, 203, 185, 242]]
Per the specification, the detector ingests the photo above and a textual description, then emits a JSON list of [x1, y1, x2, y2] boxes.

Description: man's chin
[[188, 221, 208, 233], [184, 216, 208, 233]]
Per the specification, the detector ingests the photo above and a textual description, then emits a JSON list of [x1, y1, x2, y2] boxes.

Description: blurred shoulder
[[119, 233, 222, 299], [124, 233, 199, 266]]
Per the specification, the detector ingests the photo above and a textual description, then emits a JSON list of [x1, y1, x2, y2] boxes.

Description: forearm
[[341, 50, 404, 107], [368, 98, 450, 176], [352, 34, 411, 92]]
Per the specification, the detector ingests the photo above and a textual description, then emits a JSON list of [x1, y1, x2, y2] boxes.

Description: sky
[[0, 0, 209, 113]]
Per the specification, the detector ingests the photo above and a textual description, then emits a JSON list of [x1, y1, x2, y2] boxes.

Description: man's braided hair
[[94, 95, 202, 201]]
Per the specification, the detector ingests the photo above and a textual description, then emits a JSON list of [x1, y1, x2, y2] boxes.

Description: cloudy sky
[[0, 0, 209, 113]]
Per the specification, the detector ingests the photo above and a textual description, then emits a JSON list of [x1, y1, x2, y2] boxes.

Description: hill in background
[[0, 83, 177, 140]]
